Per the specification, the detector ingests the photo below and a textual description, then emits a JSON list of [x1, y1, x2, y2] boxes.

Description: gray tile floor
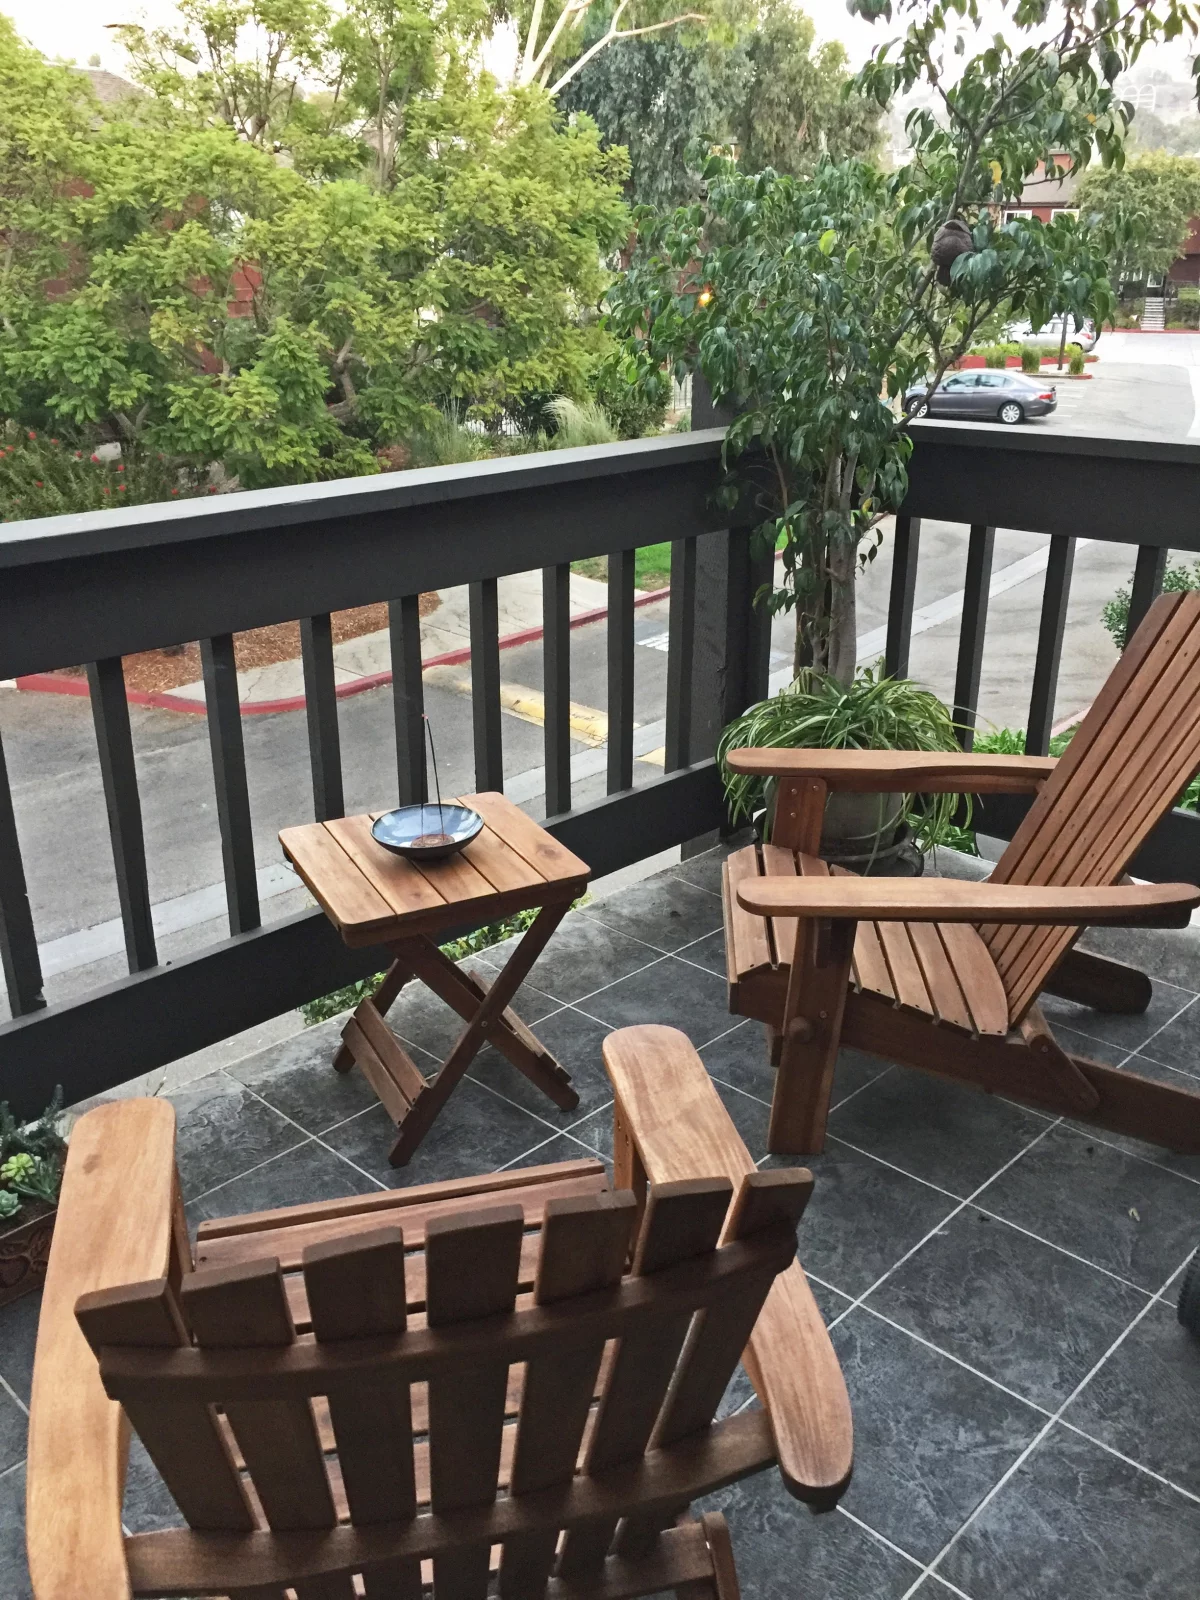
[[3, 845, 1200, 1597]]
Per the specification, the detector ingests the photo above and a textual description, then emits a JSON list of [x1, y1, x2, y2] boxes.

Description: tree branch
[[547, 8, 706, 94]]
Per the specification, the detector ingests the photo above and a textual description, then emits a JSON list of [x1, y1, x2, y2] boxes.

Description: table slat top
[[281, 793, 589, 946]]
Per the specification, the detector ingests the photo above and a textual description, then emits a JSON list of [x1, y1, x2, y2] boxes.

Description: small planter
[[0, 1199, 55, 1307]]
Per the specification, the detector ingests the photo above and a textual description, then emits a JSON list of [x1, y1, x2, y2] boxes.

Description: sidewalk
[[165, 571, 616, 710], [9, 570, 667, 716]]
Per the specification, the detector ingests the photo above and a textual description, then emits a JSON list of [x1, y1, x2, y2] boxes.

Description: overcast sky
[[3, 0, 1193, 84]]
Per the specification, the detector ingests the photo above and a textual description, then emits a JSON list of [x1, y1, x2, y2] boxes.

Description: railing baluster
[[299, 615, 343, 822], [607, 548, 635, 792], [1126, 544, 1168, 647], [470, 579, 504, 792], [0, 729, 45, 1016], [542, 564, 571, 815], [665, 537, 697, 772], [1025, 535, 1077, 757], [885, 516, 921, 678], [389, 595, 426, 805], [200, 634, 260, 933], [952, 524, 996, 750], [86, 657, 156, 972]]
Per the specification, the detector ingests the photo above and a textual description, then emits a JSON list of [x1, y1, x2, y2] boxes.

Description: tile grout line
[[1049, 985, 1197, 1063], [854, 1302, 1054, 1420], [0, 1371, 28, 1419], [815, 1118, 1064, 1332], [904, 1249, 1195, 1599], [834, 1505, 927, 1574], [1055, 1417, 1200, 1506]]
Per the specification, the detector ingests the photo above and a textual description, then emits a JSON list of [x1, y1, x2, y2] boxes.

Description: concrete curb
[[12, 585, 673, 718]]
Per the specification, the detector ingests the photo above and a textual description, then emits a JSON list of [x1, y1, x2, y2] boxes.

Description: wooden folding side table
[[280, 792, 590, 1166]]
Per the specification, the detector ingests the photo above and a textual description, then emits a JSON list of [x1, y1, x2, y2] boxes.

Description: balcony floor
[[3, 845, 1200, 1598]]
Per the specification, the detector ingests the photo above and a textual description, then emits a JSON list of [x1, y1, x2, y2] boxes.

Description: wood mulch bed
[[50, 595, 441, 696]]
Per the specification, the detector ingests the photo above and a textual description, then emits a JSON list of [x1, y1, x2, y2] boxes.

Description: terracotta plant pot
[[0, 1199, 56, 1307]]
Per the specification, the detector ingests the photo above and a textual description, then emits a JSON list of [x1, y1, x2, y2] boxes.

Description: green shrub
[[1020, 346, 1042, 374], [1068, 346, 1086, 375], [405, 412, 490, 468], [0, 428, 208, 521], [548, 397, 618, 449], [1102, 560, 1200, 648], [588, 356, 668, 440], [938, 726, 1080, 852], [984, 346, 1006, 369]]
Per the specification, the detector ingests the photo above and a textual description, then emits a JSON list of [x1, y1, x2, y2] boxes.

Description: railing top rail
[[0, 429, 729, 571], [906, 418, 1200, 466]]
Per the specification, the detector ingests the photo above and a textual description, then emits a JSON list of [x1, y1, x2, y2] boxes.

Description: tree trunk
[[826, 552, 857, 688]]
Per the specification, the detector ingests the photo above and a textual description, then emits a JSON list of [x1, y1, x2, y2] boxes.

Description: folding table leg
[[395, 919, 578, 1111], [332, 958, 414, 1073], [387, 901, 575, 1167]]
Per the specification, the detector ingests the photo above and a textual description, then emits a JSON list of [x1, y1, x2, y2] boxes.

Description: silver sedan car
[[904, 369, 1058, 425]]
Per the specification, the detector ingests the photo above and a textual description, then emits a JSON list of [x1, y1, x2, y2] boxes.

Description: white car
[[1003, 315, 1099, 353]]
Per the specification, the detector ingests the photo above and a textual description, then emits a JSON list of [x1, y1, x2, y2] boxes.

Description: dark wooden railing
[[2, 419, 1200, 1114], [0, 431, 771, 1112]]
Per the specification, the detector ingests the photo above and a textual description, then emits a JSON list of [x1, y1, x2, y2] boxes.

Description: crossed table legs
[[334, 898, 579, 1166]]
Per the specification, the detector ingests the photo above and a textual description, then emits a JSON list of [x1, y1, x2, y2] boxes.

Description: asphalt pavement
[[2, 333, 1196, 1020]]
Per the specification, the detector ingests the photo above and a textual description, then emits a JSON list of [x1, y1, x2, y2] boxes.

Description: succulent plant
[[0, 1190, 21, 1222]]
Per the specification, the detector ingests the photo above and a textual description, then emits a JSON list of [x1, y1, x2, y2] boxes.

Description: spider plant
[[717, 666, 966, 851]]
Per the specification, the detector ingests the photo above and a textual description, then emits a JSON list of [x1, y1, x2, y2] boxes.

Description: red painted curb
[[14, 585, 673, 717]]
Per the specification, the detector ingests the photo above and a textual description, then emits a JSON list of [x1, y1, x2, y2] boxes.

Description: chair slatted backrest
[[985, 590, 1200, 1023], [75, 1170, 810, 1600]]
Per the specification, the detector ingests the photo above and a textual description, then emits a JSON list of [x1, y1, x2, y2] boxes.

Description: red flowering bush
[[0, 429, 208, 521]]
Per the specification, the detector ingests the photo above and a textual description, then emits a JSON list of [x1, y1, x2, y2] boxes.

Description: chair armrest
[[736, 876, 1200, 927], [602, 1025, 853, 1510], [28, 1100, 179, 1600], [722, 748, 1056, 794]]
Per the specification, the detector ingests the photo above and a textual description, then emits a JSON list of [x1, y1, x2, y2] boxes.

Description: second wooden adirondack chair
[[722, 590, 1200, 1156], [26, 1024, 851, 1600]]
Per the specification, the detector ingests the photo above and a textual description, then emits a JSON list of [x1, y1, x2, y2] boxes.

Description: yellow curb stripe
[[422, 666, 611, 747]]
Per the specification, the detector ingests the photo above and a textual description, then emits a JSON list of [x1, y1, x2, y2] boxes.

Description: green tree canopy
[[610, 0, 1186, 683], [560, 0, 881, 209], [0, 5, 629, 487], [1077, 150, 1200, 284]]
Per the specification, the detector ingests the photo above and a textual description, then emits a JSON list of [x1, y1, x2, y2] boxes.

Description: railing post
[[542, 564, 572, 815], [299, 614, 344, 822], [689, 525, 773, 766], [953, 524, 996, 750], [470, 579, 504, 792], [86, 656, 157, 972], [0, 729, 44, 1016], [1126, 544, 1167, 646], [390, 595, 427, 805], [885, 516, 921, 679], [1025, 534, 1076, 756], [607, 548, 636, 793], [200, 634, 261, 934]]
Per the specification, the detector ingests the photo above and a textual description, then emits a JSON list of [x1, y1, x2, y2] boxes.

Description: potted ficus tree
[[608, 0, 1163, 862]]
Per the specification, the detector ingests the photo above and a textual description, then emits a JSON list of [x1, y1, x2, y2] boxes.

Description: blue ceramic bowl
[[371, 804, 484, 862]]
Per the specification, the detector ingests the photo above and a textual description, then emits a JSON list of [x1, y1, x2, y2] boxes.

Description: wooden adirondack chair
[[26, 1025, 852, 1600], [722, 590, 1200, 1156]]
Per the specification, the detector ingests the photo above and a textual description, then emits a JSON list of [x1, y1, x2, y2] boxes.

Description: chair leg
[[1042, 946, 1153, 1015], [768, 921, 855, 1156], [702, 1513, 742, 1600]]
